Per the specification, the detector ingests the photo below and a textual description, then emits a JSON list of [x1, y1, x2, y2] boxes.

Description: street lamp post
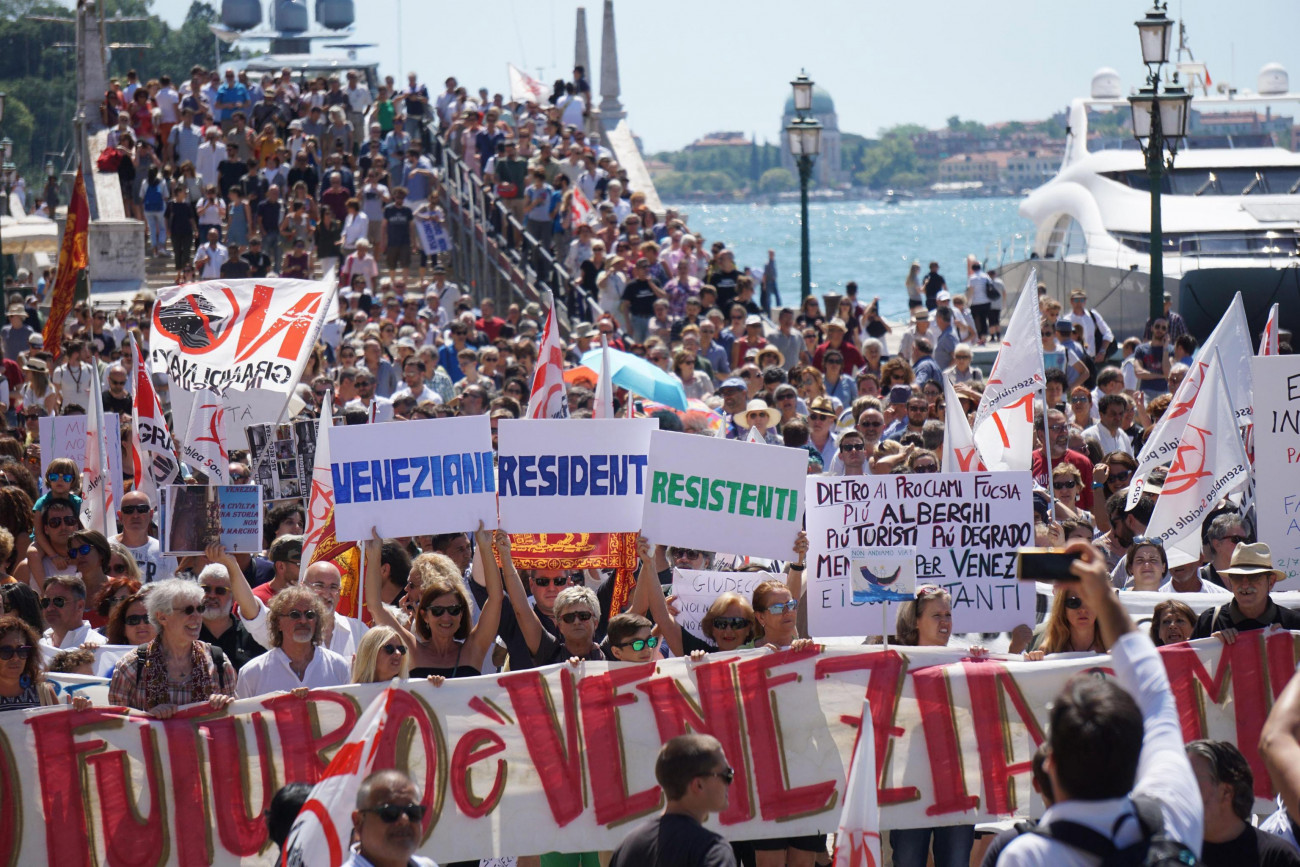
[[1129, 3, 1190, 323], [786, 71, 822, 303]]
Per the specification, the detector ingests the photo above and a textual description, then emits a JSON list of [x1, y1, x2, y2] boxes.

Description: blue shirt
[[913, 356, 943, 386], [214, 83, 249, 122], [438, 343, 464, 382], [525, 183, 553, 222]]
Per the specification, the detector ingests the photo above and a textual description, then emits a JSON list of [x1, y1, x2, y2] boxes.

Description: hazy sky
[[140, 0, 1300, 152]]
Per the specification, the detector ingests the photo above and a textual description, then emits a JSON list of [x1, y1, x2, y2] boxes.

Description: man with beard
[[1031, 409, 1094, 510], [196, 553, 265, 670], [233, 585, 350, 696], [114, 491, 178, 583], [235, 557, 369, 658], [1096, 490, 1156, 577]]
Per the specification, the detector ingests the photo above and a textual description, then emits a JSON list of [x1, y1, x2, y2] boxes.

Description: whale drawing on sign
[[851, 560, 915, 604]]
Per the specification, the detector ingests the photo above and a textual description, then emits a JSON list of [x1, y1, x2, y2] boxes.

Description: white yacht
[[998, 63, 1300, 341]]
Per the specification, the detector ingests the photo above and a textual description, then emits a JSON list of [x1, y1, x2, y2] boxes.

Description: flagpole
[[1040, 387, 1057, 522]]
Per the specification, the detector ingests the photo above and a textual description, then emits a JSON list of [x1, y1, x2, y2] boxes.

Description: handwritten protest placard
[[328, 415, 497, 541], [38, 413, 123, 505], [669, 569, 772, 641], [497, 419, 655, 532], [641, 430, 807, 561], [159, 485, 264, 554], [807, 471, 1035, 634], [1252, 355, 1300, 590]]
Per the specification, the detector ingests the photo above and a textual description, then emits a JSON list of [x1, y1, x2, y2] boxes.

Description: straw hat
[[1219, 542, 1282, 581], [736, 399, 780, 428]]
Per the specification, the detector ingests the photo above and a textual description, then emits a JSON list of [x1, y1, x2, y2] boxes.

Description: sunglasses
[[712, 616, 750, 631], [424, 604, 464, 617], [912, 463, 939, 473], [699, 767, 735, 785], [764, 600, 799, 615], [120, 503, 151, 515], [283, 609, 318, 621], [381, 643, 408, 656], [532, 575, 579, 588], [1064, 595, 1084, 610], [201, 584, 229, 596], [1108, 468, 1133, 482], [231, 472, 250, 482], [1070, 396, 1090, 404], [1053, 480, 1077, 490], [840, 443, 865, 452], [68, 543, 94, 557], [669, 548, 703, 560], [124, 614, 150, 627], [1131, 536, 1165, 548], [0, 645, 32, 661], [40, 596, 71, 609], [361, 803, 427, 824], [46, 472, 75, 484], [560, 610, 595, 624], [174, 604, 207, 616], [617, 636, 659, 652]]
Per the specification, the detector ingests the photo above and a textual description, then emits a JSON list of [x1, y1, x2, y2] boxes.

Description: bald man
[[344, 769, 435, 867]]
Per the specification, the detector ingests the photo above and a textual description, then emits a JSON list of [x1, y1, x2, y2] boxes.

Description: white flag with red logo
[[79, 368, 113, 535], [526, 292, 571, 420], [128, 334, 181, 503], [1143, 352, 1249, 560], [282, 688, 404, 867], [831, 699, 882, 867], [971, 270, 1043, 471], [507, 63, 548, 104], [593, 336, 615, 420], [181, 387, 230, 485], [942, 374, 985, 473], [1128, 292, 1252, 510], [570, 186, 595, 227], [1262, 303, 1280, 356]]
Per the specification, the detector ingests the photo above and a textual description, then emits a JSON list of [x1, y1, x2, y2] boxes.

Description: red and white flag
[[507, 63, 548, 104], [301, 391, 335, 581], [1262, 303, 1280, 356], [282, 688, 404, 867], [593, 336, 615, 420], [971, 270, 1043, 472], [570, 187, 595, 227], [80, 367, 113, 535], [831, 698, 882, 867], [1143, 352, 1249, 561], [941, 374, 985, 473], [1128, 292, 1253, 509], [181, 387, 231, 485], [526, 292, 571, 420], [128, 334, 181, 503]]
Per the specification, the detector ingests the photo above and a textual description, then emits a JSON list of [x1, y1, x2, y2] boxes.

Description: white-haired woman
[[944, 343, 983, 385], [350, 625, 412, 683], [504, 559, 605, 666], [107, 578, 237, 718]]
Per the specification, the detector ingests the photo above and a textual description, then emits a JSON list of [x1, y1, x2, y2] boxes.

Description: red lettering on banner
[[28, 707, 119, 866], [814, 650, 916, 806], [160, 711, 216, 867], [1266, 629, 1300, 698], [962, 660, 1044, 816], [264, 690, 360, 785], [366, 689, 446, 837], [737, 647, 838, 821], [205, 714, 277, 856], [450, 729, 508, 818], [233, 285, 323, 363], [910, 663, 979, 816], [578, 663, 662, 826], [501, 667, 586, 826], [0, 728, 18, 864], [85, 728, 167, 867], [638, 654, 753, 824]]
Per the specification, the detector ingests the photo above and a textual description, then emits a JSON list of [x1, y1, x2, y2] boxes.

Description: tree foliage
[[757, 167, 794, 194]]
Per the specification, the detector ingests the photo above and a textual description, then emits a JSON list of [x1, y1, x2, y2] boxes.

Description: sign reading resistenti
[[641, 430, 807, 560], [328, 415, 497, 541]]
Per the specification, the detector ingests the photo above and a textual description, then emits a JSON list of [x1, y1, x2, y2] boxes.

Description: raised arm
[[364, 528, 419, 649], [634, 534, 684, 657], [500, 532, 545, 655], [464, 524, 504, 667], [1261, 667, 1300, 825], [785, 530, 808, 603], [206, 542, 259, 621]]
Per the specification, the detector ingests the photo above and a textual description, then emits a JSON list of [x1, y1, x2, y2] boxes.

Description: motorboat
[[996, 62, 1300, 342]]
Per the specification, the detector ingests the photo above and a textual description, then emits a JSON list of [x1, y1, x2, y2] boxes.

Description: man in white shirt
[[1082, 393, 1134, 457], [51, 340, 96, 411], [193, 228, 229, 279], [234, 561, 370, 658], [390, 356, 442, 406], [232, 586, 351, 698], [606, 180, 632, 224], [194, 127, 223, 190], [997, 542, 1202, 867], [344, 70, 373, 135], [343, 369, 394, 423], [37, 575, 107, 658], [114, 490, 178, 583], [1065, 289, 1114, 364]]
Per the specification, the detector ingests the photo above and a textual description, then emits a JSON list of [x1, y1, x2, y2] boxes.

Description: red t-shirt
[[252, 582, 277, 605], [1031, 448, 1094, 510], [477, 316, 506, 341], [812, 340, 865, 375]]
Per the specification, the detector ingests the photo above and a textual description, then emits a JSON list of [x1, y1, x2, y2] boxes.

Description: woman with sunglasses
[[107, 541, 141, 582], [503, 547, 608, 667], [102, 590, 158, 651], [1091, 451, 1138, 532], [0, 615, 63, 711], [1051, 464, 1085, 521], [90, 575, 141, 630], [1025, 587, 1107, 657], [364, 522, 503, 679], [67, 530, 113, 623], [350, 625, 412, 683], [108, 578, 238, 716]]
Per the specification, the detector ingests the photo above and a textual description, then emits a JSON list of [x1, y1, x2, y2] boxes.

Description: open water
[[671, 196, 1034, 322]]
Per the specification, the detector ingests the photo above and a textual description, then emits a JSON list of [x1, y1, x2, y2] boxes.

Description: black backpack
[[1029, 795, 1199, 867]]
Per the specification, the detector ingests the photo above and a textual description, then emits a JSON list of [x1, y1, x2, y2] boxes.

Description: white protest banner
[[328, 415, 497, 541], [1129, 292, 1253, 510], [807, 472, 1035, 634], [150, 278, 336, 446], [159, 484, 264, 555], [497, 418, 654, 532], [641, 430, 807, 561], [38, 413, 123, 507], [670, 569, 772, 641], [416, 218, 453, 256], [1251, 354, 1300, 589], [1144, 353, 1249, 560], [972, 271, 1043, 472], [2, 633, 1295, 866]]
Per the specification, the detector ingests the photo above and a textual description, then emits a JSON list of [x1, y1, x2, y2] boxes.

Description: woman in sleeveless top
[[0, 615, 63, 711], [226, 186, 251, 251], [364, 522, 504, 679]]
